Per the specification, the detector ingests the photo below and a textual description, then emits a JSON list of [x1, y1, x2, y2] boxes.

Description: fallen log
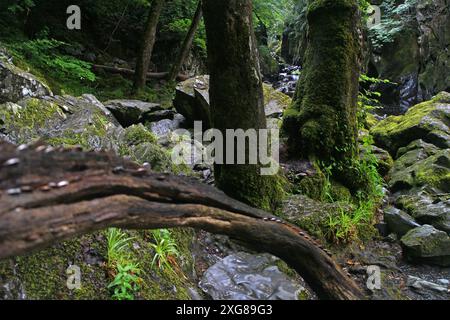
[[0, 141, 365, 300], [92, 64, 189, 82]]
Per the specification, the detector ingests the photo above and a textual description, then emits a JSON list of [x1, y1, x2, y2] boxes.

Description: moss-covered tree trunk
[[168, 1, 203, 82], [203, 0, 283, 210], [282, 0, 362, 189], [133, 0, 165, 92]]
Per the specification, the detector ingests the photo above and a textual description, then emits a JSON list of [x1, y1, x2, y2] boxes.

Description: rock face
[[173, 75, 292, 128], [368, 0, 450, 114], [0, 50, 52, 103], [281, 0, 450, 114], [199, 252, 305, 300], [400, 225, 450, 266]]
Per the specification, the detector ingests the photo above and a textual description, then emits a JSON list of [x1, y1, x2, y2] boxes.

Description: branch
[[0, 141, 365, 300], [92, 64, 189, 81]]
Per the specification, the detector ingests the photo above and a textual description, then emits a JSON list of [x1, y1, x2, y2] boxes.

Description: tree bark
[[202, 0, 283, 211], [0, 140, 365, 300], [168, 1, 203, 82], [282, 0, 363, 189], [133, 0, 165, 92]]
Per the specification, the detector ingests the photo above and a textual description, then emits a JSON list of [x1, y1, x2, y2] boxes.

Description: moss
[[127, 229, 196, 300], [0, 98, 64, 144], [371, 92, 450, 155], [258, 45, 279, 76], [365, 113, 378, 129], [297, 170, 326, 201], [282, 0, 360, 170], [46, 113, 109, 150], [263, 83, 292, 110], [3, 234, 110, 300], [122, 124, 158, 146], [281, 0, 368, 193]]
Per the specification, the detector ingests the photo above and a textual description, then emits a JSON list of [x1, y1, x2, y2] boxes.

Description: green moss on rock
[[371, 92, 450, 156]]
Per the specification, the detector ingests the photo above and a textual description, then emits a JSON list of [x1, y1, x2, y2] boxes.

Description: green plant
[[149, 229, 180, 272], [106, 228, 135, 267], [108, 263, 141, 300], [357, 74, 392, 129], [368, 0, 418, 50]]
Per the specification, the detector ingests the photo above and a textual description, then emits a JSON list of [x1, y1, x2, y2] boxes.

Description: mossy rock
[[400, 225, 450, 267], [389, 148, 450, 192], [280, 194, 353, 242], [0, 95, 122, 150], [395, 188, 450, 234], [258, 45, 279, 77], [371, 92, 450, 156], [0, 228, 199, 300], [0, 233, 110, 299], [0, 50, 52, 103], [263, 83, 292, 118]]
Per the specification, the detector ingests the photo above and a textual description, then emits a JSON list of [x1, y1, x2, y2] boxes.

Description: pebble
[[3, 158, 20, 166], [57, 181, 69, 188], [7, 188, 21, 196]]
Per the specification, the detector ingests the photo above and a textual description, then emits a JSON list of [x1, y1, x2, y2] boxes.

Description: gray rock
[[199, 252, 307, 300], [384, 207, 421, 237], [173, 75, 291, 128], [407, 276, 449, 293], [395, 189, 450, 234], [371, 92, 450, 156], [400, 225, 450, 266], [104, 99, 162, 127], [388, 148, 450, 193], [0, 55, 52, 103]]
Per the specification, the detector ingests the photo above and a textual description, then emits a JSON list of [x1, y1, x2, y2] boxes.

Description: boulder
[[173, 75, 211, 128], [384, 207, 421, 237], [395, 189, 450, 234], [388, 148, 450, 192], [199, 252, 306, 300], [0, 52, 52, 103], [263, 83, 292, 118], [104, 99, 162, 127], [0, 95, 122, 151], [173, 75, 292, 127], [400, 225, 450, 266], [371, 92, 450, 156]]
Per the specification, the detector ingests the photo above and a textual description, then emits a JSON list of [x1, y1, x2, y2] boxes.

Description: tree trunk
[[133, 0, 165, 92], [168, 1, 203, 82], [202, 0, 284, 211], [0, 140, 365, 300], [282, 0, 362, 189]]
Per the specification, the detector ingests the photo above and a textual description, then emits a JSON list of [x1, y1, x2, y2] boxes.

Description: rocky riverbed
[[0, 46, 449, 300]]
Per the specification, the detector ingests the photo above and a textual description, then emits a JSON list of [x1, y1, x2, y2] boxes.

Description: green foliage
[[7, 0, 35, 13], [9, 39, 95, 83], [107, 263, 142, 300], [368, 0, 418, 50], [149, 229, 180, 272], [253, 0, 295, 42], [106, 228, 135, 268], [326, 198, 376, 243], [358, 74, 393, 130]]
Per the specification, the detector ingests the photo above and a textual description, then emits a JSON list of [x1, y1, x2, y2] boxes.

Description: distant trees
[[168, 1, 203, 82], [133, 0, 165, 92]]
